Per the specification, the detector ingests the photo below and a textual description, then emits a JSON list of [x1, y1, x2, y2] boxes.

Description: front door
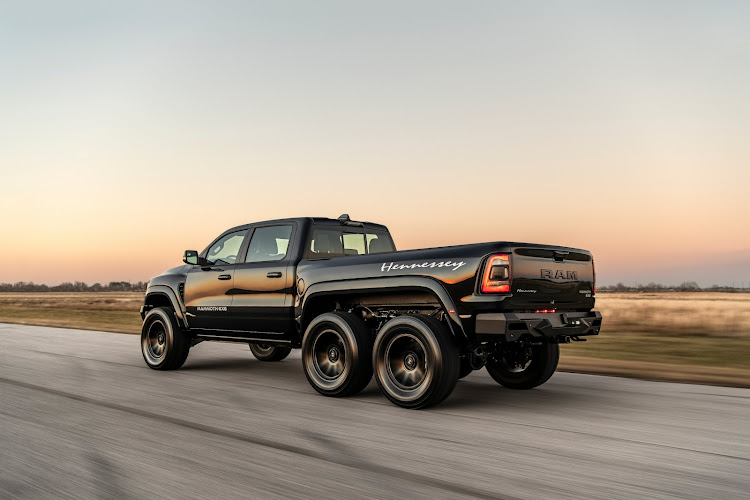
[[184, 229, 248, 330], [231, 224, 295, 336]]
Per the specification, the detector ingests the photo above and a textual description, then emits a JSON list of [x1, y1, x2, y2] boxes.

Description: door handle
[[218, 274, 231, 280], [266, 272, 282, 278]]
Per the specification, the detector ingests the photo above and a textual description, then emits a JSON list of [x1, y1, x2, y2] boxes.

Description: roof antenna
[[338, 214, 351, 222]]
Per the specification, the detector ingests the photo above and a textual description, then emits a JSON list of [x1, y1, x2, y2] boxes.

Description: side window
[[343, 232, 366, 255], [206, 230, 248, 265], [308, 228, 344, 258], [245, 225, 293, 263], [367, 231, 395, 254]]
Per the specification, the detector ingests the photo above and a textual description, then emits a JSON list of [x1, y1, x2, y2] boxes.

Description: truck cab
[[171, 216, 395, 343]]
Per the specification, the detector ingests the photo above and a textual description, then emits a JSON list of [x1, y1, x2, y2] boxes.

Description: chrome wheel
[[311, 328, 347, 382], [384, 333, 428, 391], [140, 307, 190, 371], [301, 312, 373, 397], [485, 340, 560, 390], [496, 342, 534, 373], [500, 355, 532, 373], [376, 326, 434, 403], [143, 318, 169, 365], [249, 342, 292, 361], [373, 317, 444, 405], [373, 315, 459, 409], [255, 343, 274, 354]]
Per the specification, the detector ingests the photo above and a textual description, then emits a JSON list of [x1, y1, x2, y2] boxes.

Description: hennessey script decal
[[381, 261, 466, 272]]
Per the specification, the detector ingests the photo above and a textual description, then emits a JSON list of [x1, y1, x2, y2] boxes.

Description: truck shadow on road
[[441, 378, 599, 412], [180, 355, 600, 411], [181, 357, 266, 371]]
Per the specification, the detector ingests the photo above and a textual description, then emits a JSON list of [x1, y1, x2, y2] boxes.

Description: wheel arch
[[143, 285, 188, 329], [297, 277, 467, 341]]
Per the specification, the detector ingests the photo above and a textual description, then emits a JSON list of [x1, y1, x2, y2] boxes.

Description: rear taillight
[[481, 254, 511, 293], [593, 260, 596, 295]]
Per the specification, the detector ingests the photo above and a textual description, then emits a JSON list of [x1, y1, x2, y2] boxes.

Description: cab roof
[[224, 216, 389, 234]]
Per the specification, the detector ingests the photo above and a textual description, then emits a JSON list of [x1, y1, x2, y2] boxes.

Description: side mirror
[[183, 250, 199, 265]]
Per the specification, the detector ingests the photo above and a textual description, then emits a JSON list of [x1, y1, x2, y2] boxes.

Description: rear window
[[306, 227, 395, 259], [343, 233, 366, 255], [366, 231, 395, 254], [308, 228, 344, 257]]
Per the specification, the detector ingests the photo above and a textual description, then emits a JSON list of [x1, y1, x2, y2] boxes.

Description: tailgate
[[508, 247, 595, 311]]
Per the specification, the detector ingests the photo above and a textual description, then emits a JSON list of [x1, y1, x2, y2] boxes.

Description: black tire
[[373, 314, 459, 409], [249, 343, 292, 361], [301, 312, 373, 397], [141, 307, 190, 370], [458, 357, 474, 379], [485, 339, 559, 389]]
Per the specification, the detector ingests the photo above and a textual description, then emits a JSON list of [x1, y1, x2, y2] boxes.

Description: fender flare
[[143, 285, 188, 329], [297, 276, 467, 341]]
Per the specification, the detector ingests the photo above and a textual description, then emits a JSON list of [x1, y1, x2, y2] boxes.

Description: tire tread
[[141, 307, 190, 371], [486, 340, 559, 390], [250, 344, 292, 361], [301, 312, 373, 397]]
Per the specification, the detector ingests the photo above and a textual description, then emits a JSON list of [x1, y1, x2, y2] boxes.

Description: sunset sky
[[1, 1, 748, 287]]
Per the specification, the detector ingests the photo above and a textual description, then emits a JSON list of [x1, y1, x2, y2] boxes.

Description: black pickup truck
[[140, 215, 601, 409]]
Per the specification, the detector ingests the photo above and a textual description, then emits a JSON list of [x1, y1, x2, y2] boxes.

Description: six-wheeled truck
[[140, 215, 601, 409]]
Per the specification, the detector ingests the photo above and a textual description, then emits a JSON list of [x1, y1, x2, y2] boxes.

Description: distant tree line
[[598, 282, 747, 292], [0, 281, 746, 293], [0, 281, 148, 292]]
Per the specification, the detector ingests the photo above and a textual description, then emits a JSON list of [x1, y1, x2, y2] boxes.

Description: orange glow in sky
[[1, 2, 748, 287]]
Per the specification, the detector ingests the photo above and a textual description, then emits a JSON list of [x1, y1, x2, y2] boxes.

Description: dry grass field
[[560, 292, 750, 386], [0, 291, 748, 386], [0, 292, 144, 334]]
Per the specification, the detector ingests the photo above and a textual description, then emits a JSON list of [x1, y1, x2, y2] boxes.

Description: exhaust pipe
[[469, 346, 488, 370]]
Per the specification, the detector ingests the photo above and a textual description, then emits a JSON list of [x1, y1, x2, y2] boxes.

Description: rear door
[[184, 229, 248, 330], [231, 224, 296, 336]]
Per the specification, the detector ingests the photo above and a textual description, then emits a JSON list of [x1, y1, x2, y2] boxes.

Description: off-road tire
[[485, 339, 559, 389], [302, 312, 373, 397], [249, 343, 292, 361], [141, 307, 190, 370], [373, 314, 459, 409]]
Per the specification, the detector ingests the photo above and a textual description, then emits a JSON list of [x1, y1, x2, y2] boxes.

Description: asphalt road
[[1, 323, 748, 500]]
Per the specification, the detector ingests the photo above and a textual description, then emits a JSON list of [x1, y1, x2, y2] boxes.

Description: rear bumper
[[475, 311, 602, 342]]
